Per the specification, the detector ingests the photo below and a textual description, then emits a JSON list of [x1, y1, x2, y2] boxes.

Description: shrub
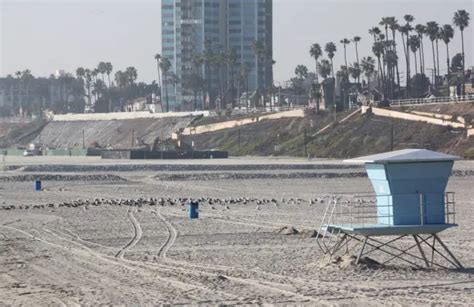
[[464, 148, 474, 160]]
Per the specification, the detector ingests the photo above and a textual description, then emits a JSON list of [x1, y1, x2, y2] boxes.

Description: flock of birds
[[0, 195, 377, 211], [0, 196, 343, 211]]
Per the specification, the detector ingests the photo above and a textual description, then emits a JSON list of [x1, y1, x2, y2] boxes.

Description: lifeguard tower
[[317, 149, 463, 269]]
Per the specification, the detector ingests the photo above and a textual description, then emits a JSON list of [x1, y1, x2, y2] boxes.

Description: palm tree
[[84, 69, 92, 106], [104, 62, 113, 112], [91, 69, 98, 84], [453, 9, 470, 95], [439, 25, 454, 76], [14, 71, 22, 114], [372, 41, 385, 97], [114, 71, 128, 88], [369, 27, 381, 43], [415, 24, 427, 74], [387, 17, 401, 95], [400, 15, 414, 97], [98, 62, 107, 82], [353, 36, 362, 83], [105, 62, 113, 88], [348, 63, 361, 83], [377, 19, 393, 96], [380, 18, 396, 95], [325, 42, 337, 108], [252, 40, 267, 107], [384, 48, 398, 98], [317, 59, 332, 111], [203, 40, 215, 108], [169, 73, 180, 104], [324, 42, 337, 78], [21, 70, 33, 115], [409, 35, 421, 76], [92, 79, 105, 101], [192, 54, 206, 109], [340, 38, 351, 68], [76, 67, 85, 79], [426, 21, 439, 91], [380, 17, 392, 42], [309, 43, 322, 83], [226, 48, 238, 106], [435, 29, 441, 87], [318, 59, 332, 80], [295, 65, 309, 80], [215, 51, 226, 110], [125, 67, 138, 86], [159, 58, 172, 112], [361, 56, 376, 90], [239, 63, 250, 109], [154, 54, 163, 103]]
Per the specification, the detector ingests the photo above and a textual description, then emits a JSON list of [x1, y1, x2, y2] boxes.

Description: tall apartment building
[[161, 0, 273, 110]]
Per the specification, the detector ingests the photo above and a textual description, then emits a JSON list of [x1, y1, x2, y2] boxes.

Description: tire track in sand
[[153, 211, 177, 259], [153, 210, 323, 304], [115, 209, 142, 259], [46, 225, 240, 303]]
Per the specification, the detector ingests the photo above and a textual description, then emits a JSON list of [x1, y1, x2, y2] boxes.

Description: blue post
[[189, 201, 199, 219], [34, 180, 42, 191]]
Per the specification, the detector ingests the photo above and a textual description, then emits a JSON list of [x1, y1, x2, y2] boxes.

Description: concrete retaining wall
[[363, 107, 467, 129], [0, 148, 102, 157], [410, 110, 468, 124], [102, 150, 228, 160], [468, 128, 474, 138], [179, 109, 305, 137], [52, 111, 210, 122]]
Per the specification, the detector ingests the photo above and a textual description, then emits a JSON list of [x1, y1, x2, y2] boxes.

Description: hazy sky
[[1, 0, 473, 84]]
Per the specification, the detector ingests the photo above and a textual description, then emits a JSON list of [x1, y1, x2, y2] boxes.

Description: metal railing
[[323, 192, 456, 229], [385, 95, 474, 107]]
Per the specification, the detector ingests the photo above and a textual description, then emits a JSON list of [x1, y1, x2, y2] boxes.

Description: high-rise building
[[161, 0, 273, 111]]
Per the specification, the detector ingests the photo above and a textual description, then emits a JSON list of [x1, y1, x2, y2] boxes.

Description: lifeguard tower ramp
[[316, 149, 463, 269]]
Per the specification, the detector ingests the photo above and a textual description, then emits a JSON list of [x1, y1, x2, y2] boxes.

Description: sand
[[0, 157, 473, 305]]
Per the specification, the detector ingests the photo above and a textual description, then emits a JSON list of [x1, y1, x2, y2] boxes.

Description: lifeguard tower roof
[[344, 149, 460, 164]]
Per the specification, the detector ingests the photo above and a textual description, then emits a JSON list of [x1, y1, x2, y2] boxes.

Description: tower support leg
[[330, 234, 347, 257], [413, 235, 430, 268], [431, 236, 436, 267], [433, 234, 464, 269], [356, 236, 368, 265]]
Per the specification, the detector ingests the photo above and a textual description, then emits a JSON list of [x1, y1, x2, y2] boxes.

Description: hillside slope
[[33, 117, 195, 149], [0, 119, 46, 148], [186, 111, 474, 159]]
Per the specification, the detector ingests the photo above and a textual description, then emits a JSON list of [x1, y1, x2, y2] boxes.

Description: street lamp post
[[274, 81, 283, 110]]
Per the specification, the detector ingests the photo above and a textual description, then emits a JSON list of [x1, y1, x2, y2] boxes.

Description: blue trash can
[[34, 180, 42, 191], [189, 202, 199, 219]]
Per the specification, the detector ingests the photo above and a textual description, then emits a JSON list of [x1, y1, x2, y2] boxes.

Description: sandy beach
[[1, 157, 473, 305]]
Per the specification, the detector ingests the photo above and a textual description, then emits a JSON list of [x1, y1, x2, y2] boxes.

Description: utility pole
[[237, 128, 241, 149], [303, 128, 307, 156], [82, 129, 85, 149], [390, 121, 394, 151], [131, 129, 135, 148]]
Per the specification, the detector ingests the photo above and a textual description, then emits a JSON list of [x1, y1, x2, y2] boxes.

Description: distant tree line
[[293, 9, 471, 113], [0, 63, 161, 117], [154, 38, 274, 112]]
